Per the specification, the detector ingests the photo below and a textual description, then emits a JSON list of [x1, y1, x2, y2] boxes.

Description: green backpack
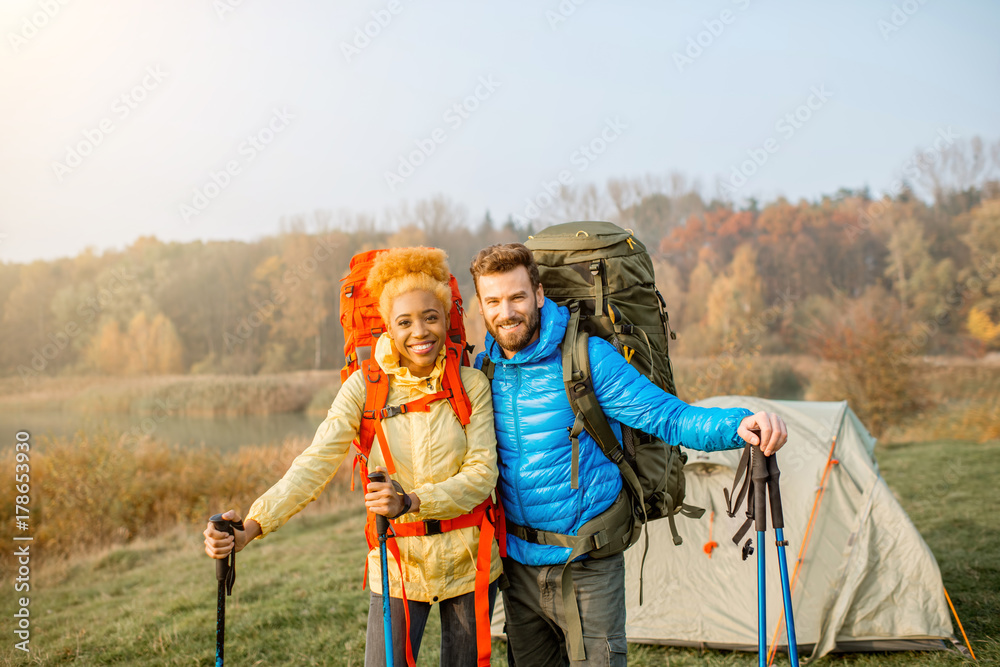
[[480, 221, 703, 662], [525, 220, 703, 554]]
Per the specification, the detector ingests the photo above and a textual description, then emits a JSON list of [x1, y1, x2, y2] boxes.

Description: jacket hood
[[374, 332, 446, 392], [483, 298, 568, 365]]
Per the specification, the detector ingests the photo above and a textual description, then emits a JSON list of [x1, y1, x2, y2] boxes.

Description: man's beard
[[487, 306, 541, 354]]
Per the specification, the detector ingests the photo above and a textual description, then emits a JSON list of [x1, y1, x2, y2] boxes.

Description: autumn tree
[[703, 244, 766, 354], [678, 251, 716, 344], [962, 200, 1000, 305], [884, 217, 957, 323], [88, 319, 127, 374], [150, 314, 184, 373], [125, 312, 153, 374]]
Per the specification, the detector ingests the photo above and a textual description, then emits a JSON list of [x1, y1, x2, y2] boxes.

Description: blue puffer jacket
[[475, 299, 753, 566]]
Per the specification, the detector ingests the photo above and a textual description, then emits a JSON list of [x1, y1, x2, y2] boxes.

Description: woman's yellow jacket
[[246, 334, 501, 602]]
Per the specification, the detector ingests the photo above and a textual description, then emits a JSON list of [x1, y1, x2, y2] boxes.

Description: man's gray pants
[[503, 554, 628, 667]]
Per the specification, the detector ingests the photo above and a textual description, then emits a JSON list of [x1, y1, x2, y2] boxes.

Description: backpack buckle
[[381, 405, 406, 419], [590, 532, 609, 550], [424, 519, 442, 535]]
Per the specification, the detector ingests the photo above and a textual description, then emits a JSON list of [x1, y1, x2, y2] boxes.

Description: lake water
[[3, 409, 322, 452]]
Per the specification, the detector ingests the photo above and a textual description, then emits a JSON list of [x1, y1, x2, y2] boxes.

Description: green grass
[[2, 439, 996, 666]]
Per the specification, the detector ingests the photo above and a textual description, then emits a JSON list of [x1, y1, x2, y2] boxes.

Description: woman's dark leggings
[[365, 581, 498, 667]]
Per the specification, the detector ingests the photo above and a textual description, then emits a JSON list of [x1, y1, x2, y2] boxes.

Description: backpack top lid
[[525, 221, 640, 253]]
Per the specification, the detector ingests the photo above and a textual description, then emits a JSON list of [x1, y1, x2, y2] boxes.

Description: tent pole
[[944, 586, 978, 661]]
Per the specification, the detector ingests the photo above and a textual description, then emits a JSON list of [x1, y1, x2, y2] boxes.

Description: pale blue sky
[[1, 0, 997, 262]]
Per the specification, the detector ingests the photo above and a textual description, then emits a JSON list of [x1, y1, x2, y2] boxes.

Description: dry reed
[[0, 428, 358, 575]]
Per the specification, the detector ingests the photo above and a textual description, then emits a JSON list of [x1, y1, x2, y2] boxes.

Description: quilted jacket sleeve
[[245, 371, 363, 538], [588, 337, 752, 452], [410, 368, 499, 520]]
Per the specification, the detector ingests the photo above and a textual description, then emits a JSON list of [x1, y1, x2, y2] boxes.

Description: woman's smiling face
[[386, 289, 448, 377]]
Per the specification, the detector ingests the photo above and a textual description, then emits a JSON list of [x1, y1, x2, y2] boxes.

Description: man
[[469, 243, 788, 666]]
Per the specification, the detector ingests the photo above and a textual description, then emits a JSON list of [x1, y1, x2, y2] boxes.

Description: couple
[[203, 243, 788, 666]]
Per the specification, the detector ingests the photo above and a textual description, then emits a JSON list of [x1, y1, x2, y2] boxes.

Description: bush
[[0, 428, 356, 573], [807, 288, 927, 437]]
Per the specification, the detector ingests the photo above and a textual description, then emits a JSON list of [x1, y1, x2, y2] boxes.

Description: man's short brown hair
[[469, 243, 541, 296]]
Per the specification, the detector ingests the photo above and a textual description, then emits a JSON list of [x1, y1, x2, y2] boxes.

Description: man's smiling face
[[476, 266, 544, 359]]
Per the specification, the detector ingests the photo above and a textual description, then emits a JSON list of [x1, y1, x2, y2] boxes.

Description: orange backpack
[[338, 248, 504, 667]]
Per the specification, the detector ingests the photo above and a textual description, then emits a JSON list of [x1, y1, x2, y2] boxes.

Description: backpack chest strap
[[372, 389, 453, 420], [369, 389, 453, 476]]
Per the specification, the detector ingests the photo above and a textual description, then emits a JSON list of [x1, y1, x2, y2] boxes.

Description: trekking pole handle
[[210, 513, 243, 583], [749, 430, 768, 533], [367, 472, 391, 536], [766, 451, 785, 531]]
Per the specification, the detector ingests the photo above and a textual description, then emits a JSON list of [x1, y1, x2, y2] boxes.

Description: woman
[[203, 247, 501, 667]]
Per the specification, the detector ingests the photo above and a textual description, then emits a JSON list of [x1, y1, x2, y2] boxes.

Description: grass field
[[1, 438, 995, 666]]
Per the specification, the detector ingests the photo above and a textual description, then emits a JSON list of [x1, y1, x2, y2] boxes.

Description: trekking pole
[[368, 471, 394, 667], [750, 441, 769, 667], [725, 430, 800, 667], [765, 450, 800, 666], [210, 513, 244, 667], [748, 431, 799, 667]]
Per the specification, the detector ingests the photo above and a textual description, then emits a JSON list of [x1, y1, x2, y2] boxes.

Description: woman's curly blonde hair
[[366, 247, 452, 322]]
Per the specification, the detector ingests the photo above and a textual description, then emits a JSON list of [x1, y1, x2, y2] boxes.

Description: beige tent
[[492, 398, 956, 660]]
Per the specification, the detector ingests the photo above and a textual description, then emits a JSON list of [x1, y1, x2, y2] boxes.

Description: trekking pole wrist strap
[[389, 492, 412, 519]]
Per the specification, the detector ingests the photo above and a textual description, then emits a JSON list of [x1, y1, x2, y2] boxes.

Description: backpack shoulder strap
[[561, 303, 644, 505], [357, 359, 387, 455], [442, 341, 473, 427], [480, 356, 495, 383]]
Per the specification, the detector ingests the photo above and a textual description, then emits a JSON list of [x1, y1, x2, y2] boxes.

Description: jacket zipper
[[509, 364, 526, 522]]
